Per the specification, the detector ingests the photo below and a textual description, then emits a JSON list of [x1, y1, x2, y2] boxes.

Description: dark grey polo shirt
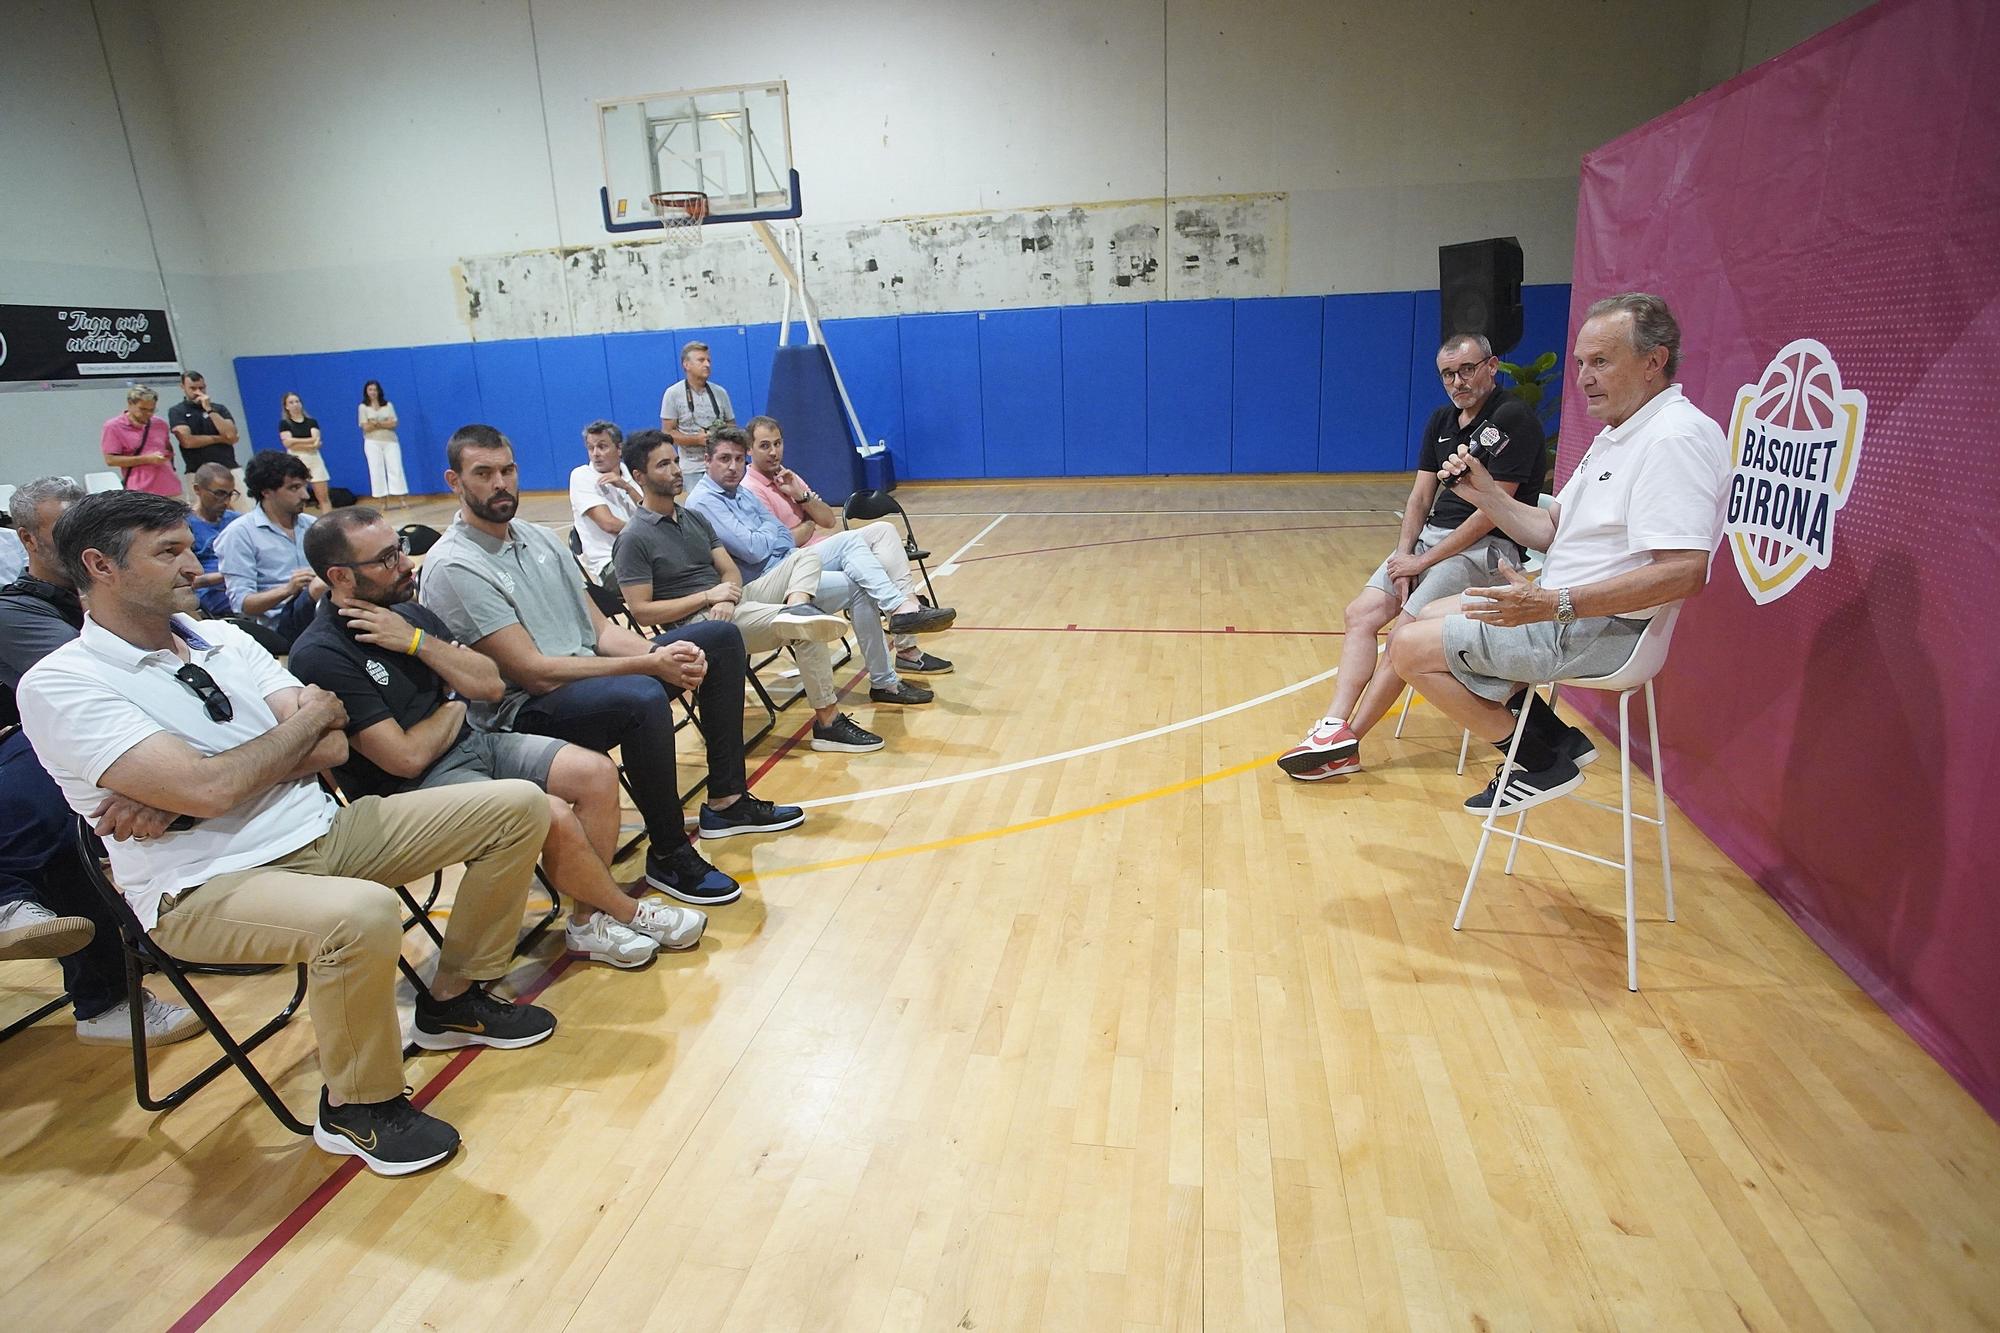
[[611, 504, 726, 610]]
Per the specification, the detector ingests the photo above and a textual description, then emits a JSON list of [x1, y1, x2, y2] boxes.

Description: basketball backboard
[[598, 80, 800, 233]]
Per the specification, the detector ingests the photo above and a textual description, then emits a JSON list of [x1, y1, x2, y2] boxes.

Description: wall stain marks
[[457, 193, 1285, 339]]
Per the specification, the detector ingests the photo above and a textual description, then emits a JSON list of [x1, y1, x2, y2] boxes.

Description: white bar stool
[[1453, 602, 1683, 991]]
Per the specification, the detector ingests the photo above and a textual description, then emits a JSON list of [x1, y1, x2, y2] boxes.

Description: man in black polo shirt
[[1278, 332, 1548, 779], [289, 507, 707, 970], [167, 370, 241, 489]]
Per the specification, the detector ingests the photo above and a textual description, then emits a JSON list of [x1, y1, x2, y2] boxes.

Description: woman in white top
[[358, 379, 409, 508], [278, 391, 331, 511]]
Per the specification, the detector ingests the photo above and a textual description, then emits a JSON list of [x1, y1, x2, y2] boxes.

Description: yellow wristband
[[408, 627, 424, 656]]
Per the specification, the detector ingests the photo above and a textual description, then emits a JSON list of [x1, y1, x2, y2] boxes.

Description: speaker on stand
[[1439, 237, 1524, 356]]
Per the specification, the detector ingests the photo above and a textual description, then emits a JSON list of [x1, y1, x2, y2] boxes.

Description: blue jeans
[[511, 620, 749, 846], [0, 731, 127, 1019]]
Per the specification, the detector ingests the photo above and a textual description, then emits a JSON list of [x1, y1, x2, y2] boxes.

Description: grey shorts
[[1441, 614, 1650, 702], [1365, 524, 1524, 616], [417, 730, 564, 791]]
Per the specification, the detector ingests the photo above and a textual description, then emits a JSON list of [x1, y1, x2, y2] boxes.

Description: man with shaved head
[[185, 462, 242, 617]]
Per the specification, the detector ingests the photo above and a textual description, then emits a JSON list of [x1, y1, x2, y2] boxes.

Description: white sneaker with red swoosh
[[1278, 717, 1360, 778]]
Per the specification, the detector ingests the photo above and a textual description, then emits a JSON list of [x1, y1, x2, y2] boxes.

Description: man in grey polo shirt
[[1389, 293, 1729, 815], [418, 425, 805, 907], [659, 340, 736, 482]]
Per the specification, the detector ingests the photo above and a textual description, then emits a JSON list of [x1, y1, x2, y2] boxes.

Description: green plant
[[1498, 351, 1561, 465]]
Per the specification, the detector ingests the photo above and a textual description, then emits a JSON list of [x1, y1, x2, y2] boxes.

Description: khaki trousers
[[697, 548, 840, 708], [150, 779, 550, 1104]]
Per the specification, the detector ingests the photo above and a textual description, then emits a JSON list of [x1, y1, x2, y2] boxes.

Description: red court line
[[946, 624, 1346, 637], [743, 668, 869, 787], [170, 953, 580, 1331], [953, 521, 1398, 565]]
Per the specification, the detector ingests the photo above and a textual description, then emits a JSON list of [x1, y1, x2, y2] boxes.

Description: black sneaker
[[894, 650, 954, 675], [314, 1088, 460, 1176], [1559, 727, 1598, 769], [413, 982, 558, 1051], [869, 681, 934, 705], [645, 839, 744, 903], [698, 795, 806, 841], [811, 713, 885, 753], [887, 605, 956, 635], [1461, 756, 1584, 816]]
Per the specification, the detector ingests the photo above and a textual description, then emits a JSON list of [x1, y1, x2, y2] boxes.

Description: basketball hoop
[[649, 191, 709, 245]]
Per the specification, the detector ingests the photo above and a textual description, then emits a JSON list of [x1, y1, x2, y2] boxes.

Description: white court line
[[931, 513, 1008, 577], [791, 663, 1341, 811]]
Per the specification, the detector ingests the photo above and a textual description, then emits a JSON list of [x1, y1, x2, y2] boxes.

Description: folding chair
[[1453, 604, 1684, 992], [569, 528, 641, 633], [72, 820, 312, 1133], [843, 489, 937, 605], [1, 989, 71, 1043]]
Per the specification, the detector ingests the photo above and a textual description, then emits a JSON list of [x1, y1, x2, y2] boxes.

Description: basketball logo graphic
[[1725, 338, 1866, 605]]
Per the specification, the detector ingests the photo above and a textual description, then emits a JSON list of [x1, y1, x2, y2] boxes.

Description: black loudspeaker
[[327, 485, 358, 508], [1439, 237, 1524, 356]]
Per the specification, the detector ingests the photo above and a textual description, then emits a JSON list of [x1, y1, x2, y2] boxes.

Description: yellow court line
[[739, 750, 1282, 886]]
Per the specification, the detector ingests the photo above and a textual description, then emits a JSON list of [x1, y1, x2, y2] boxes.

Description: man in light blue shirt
[[215, 450, 323, 647], [686, 427, 953, 706]]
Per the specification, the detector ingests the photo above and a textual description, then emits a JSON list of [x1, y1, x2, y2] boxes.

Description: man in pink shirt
[[100, 385, 182, 497], [740, 415, 954, 677]]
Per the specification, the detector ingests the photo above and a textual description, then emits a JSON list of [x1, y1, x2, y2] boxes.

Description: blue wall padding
[[602, 329, 678, 435], [1322, 291, 1415, 473], [1231, 297, 1323, 474], [232, 355, 298, 456], [822, 316, 903, 455], [765, 344, 865, 498], [536, 336, 614, 471], [977, 308, 1064, 479], [1145, 300, 1233, 474], [470, 340, 558, 490], [1060, 304, 1146, 477], [897, 312, 983, 480], [236, 285, 1574, 488], [407, 342, 482, 491]]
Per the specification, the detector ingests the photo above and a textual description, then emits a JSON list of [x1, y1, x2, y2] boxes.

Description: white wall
[[0, 0, 242, 490]]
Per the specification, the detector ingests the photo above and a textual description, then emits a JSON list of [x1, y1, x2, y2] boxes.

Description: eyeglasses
[[331, 546, 409, 574], [175, 662, 234, 723], [1439, 359, 1492, 384], [201, 487, 239, 500]]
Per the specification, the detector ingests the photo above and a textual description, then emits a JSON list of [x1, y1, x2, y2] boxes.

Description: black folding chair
[[843, 489, 937, 605], [568, 528, 641, 633], [72, 820, 312, 1134], [398, 523, 444, 557], [0, 990, 70, 1043]]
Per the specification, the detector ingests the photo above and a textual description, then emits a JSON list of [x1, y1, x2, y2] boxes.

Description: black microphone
[[1441, 421, 1509, 489]]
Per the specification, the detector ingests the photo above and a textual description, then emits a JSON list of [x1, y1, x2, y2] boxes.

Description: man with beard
[[215, 449, 324, 649], [290, 507, 704, 968], [1278, 333, 1548, 780], [419, 425, 804, 907]]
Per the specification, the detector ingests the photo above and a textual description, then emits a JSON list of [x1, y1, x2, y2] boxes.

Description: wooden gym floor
[[2, 476, 1996, 1331]]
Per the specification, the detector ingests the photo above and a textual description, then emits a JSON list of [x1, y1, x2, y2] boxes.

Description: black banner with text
[[0, 303, 181, 385]]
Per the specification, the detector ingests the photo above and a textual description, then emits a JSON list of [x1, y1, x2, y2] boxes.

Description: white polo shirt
[[567, 461, 639, 578], [1540, 385, 1731, 615], [17, 614, 337, 928]]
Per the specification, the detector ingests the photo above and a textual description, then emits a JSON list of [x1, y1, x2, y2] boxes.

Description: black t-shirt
[[286, 597, 467, 798], [279, 415, 319, 441], [169, 397, 238, 467], [1416, 389, 1547, 533]]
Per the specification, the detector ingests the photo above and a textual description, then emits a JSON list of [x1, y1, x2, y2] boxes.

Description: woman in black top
[[279, 391, 330, 510]]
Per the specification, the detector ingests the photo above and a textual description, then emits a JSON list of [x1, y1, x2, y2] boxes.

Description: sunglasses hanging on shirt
[[174, 662, 235, 723]]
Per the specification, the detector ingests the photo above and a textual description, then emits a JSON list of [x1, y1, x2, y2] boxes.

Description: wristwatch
[[1554, 588, 1576, 625]]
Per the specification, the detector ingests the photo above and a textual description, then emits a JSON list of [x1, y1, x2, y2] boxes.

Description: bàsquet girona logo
[[1724, 338, 1866, 605]]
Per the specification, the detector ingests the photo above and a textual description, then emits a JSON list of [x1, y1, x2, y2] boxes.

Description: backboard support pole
[[752, 220, 873, 455]]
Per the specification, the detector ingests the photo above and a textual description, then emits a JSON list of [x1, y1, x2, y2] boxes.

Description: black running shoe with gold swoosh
[[313, 1088, 459, 1176], [413, 981, 557, 1051]]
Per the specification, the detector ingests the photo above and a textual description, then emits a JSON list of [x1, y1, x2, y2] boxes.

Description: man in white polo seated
[[567, 419, 641, 585], [18, 489, 560, 1178], [1386, 292, 1730, 816]]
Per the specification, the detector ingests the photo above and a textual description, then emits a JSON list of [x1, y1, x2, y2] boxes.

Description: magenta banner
[[1561, 0, 2000, 1116]]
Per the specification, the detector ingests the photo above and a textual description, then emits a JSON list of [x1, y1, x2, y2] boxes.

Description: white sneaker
[[0, 899, 94, 961], [564, 912, 660, 969], [771, 604, 848, 643], [628, 898, 707, 951], [76, 987, 203, 1046]]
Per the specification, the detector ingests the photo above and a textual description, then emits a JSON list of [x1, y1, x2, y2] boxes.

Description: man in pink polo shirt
[[739, 415, 953, 677], [99, 385, 182, 497]]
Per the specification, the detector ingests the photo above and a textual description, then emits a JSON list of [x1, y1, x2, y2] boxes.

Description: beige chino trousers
[[150, 779, 550, 1104], [686, 547, 840, 708]]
